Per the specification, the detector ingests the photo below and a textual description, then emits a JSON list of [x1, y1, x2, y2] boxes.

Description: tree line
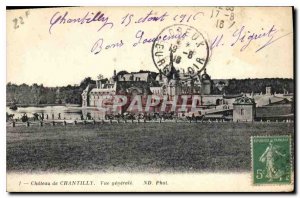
[[6, 77, 294, 106], [223, 78, 293, 95], [6, 77, 95, 106]]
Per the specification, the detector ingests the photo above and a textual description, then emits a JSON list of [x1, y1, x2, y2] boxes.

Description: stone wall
[[233, 104, 255, 122]]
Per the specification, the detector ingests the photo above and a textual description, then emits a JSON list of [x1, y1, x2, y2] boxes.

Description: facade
[[82, 84, 96, 107], [233, 96, 256, 122], [82, 70, 154, 108], [81, 69, 294, 121], [266, 86, 272, 95], [82, 69, 215, 109], [151, 68, 213, 96]]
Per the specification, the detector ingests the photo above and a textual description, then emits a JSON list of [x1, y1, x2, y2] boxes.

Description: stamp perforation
[[251, 135, 293, 186]]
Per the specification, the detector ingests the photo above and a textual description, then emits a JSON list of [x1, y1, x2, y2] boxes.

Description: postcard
[[6, 6, 294, 192]]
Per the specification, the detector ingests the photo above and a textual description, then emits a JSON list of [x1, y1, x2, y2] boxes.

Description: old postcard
[[6, 6, 294, 192]]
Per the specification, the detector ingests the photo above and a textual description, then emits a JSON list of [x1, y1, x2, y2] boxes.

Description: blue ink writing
[[210, 34, 224, 51], [133, 30, 187, 47], [231, 25, 277, 52], [173, 12, 204, 23], [49, 11, 113, 34], [135, 10, 168, 24], [91, 38, 124, 55], [121, 13, 134, 27]]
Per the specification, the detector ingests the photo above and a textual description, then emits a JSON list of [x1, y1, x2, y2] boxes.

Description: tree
[[97, 74, 104, 80], [79, 77, 95, 89], [116, 70, 129, 76]]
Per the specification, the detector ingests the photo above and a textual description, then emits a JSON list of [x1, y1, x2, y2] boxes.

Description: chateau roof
[[233, 96, 255, 105], [89, 83, 116, 94], [212, 79, 229, 86], [83, 84, 95, 93], [118, 73, 149, 81], [253, 95, 291, 107]]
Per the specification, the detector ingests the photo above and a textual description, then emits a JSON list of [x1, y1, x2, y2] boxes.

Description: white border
[[1, 0, 299, 197], [2, 0, 299, 7]]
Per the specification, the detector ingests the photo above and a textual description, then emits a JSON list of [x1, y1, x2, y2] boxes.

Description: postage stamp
[[251, 136, 292, 185]]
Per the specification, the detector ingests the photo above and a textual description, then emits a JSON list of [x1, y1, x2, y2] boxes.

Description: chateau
[[82, 68, 217, 107], [82, 68, 293, 122]]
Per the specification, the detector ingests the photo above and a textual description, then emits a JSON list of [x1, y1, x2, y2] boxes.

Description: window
[[241, 108, 244, 115]]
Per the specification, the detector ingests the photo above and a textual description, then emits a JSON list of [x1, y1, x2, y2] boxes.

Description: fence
[[7, 118, 294, 127]]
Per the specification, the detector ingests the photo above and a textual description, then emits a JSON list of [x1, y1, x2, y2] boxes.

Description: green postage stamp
[[251, 136, 292, 185]]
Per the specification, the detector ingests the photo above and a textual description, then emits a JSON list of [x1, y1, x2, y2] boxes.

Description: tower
[[200, 69, 212, 95], [233, 96, 256, 122], [266, 87, 272, 95]]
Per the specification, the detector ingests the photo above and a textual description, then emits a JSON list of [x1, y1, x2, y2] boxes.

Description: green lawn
[[7, 122, 294, 173]]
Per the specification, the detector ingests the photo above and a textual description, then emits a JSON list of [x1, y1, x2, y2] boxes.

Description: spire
[[167, 50, 179, 80], [170, 50, 174, 67]]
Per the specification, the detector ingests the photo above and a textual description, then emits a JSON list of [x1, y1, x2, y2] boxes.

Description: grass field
[[7, 122, 294, 173]]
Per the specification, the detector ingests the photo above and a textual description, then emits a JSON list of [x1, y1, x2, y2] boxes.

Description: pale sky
[[7, 7, 293, 86]]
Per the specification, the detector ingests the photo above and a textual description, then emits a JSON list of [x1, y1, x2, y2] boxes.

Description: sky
[[7, 7, 293, 87]]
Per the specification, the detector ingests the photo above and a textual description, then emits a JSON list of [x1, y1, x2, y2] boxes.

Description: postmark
[[210, 6, 236, 29], [151, 24, 210, 80], [251, 136, 292, 185]]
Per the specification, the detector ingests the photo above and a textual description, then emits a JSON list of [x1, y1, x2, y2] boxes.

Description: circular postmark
[[152, 24, 209, 80]]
